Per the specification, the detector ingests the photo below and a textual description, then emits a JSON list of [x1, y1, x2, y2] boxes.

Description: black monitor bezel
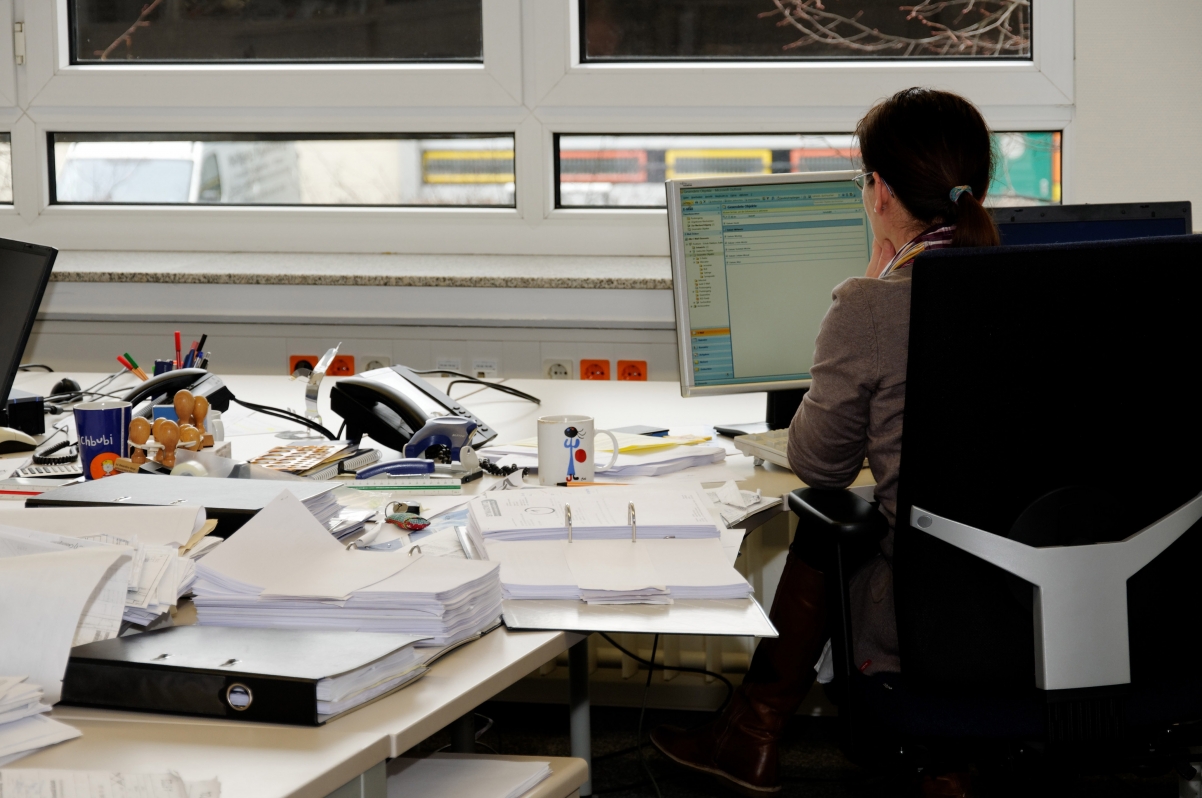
[[0, 237, 59, 404], [990, 201, 1192, 231]]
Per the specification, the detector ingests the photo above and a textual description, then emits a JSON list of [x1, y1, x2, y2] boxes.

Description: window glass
[[556, 132, 1059, 208], [582, 0, 1030, 61], [71, 0, 482, 63], [0, 134, 11, 204], [51, 134, 515, 207]]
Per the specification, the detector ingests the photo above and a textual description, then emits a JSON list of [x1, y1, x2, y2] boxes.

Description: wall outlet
[[472, 358, 500, 379], [327, 355, 355, 376], [580, 359, 611, 380], [434, 357, 462, 375], [543, 359, 573, 380], [617, 359, 647, 381], [289, 354, 317, 376], [362, 355, 391, 371]]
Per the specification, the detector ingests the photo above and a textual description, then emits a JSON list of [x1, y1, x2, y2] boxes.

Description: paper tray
[[500, 598, 777, 638]]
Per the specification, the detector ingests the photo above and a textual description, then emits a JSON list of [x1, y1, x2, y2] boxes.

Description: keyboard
[[732, 429, 791, 469]]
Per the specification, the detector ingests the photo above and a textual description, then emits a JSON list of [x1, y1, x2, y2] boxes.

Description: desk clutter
[[0, 769, 220, 798], [0, 677, 79, 767], [388, 754, 552, 798]]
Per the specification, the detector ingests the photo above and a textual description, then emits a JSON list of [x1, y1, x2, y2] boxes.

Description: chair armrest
[[789, 487, 888, 544]]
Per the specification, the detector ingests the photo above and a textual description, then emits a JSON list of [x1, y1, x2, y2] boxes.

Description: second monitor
[[667, 171, 871, 428]]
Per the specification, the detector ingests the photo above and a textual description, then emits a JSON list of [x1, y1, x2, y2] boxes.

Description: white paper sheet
[[199, 491, 422, 599], [0, 546, 132, 702], [0, 714, 82, 764], [388, 755, 550, 798], [0, 770, 218, 798], [0, 505, 206, 549], [0, 525, 132, 647]]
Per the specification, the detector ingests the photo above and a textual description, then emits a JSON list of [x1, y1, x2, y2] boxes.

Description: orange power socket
[[580, 359, 611, 380], [289, 354, 355, 376], [617, 360, 648, 381]]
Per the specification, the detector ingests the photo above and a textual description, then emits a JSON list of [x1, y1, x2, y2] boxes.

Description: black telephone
[[329, 365, 497, 452], [123, 368, 233, 418]]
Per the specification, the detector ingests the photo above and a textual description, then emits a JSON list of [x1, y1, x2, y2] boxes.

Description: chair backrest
[[895, 235, 1202, 693]]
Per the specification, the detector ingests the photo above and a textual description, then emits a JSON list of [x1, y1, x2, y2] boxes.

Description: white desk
[[4, 370, 872, 796]]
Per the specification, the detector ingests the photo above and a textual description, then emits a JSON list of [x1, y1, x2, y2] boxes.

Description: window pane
[[52, 134, 514, 207], [71, 0, 481, 63], [557, 132, 1059, 208], [0, 134, 11, 204], [582, 0, 1030, 61]]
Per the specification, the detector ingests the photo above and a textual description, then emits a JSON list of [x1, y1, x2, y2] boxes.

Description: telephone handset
[[123, 368, 233, 418], [328, 365, 497, 453]]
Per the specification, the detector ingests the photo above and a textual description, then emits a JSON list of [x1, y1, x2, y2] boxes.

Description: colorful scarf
[[877, 224, 955, 278]]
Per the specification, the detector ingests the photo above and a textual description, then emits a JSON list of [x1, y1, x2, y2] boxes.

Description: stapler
[[357, 417, 484, 482]]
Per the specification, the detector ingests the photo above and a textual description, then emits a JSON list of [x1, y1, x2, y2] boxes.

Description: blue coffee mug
[[74, 401, 132, 480]]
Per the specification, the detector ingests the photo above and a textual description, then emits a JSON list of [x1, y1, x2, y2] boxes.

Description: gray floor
[[409, 701, 1180, 797]]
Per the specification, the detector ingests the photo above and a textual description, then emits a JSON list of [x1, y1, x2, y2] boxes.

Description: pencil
[[556, 481, 629, 487]]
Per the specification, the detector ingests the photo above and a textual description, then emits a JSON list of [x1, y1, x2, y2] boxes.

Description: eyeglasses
[[853, 171, 893, 196]]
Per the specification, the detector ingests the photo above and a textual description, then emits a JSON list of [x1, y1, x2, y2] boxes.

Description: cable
[[410, 369, 541, 405], [32, 438, 79, 466], [229, 397, 337, 440], [638, 634, 664, 798], [17, 364, 53, 372], [336, 421, 346, 440], [598, 632, 735, 712]]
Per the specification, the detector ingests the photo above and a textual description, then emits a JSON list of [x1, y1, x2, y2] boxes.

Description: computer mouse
[[51, 377, 82, 398], [0, 426, 38, 454]]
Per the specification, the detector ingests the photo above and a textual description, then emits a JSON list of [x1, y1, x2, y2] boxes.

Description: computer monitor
[[668, 171, 871, 428], [1, 238, 58, 406], [990, 201, 1192, 246]]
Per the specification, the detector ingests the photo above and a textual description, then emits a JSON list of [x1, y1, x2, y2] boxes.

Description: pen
[[184, 340, 199, 368], [122, 352, 149, 381], [556, 481, 629, 487], [174, 331, 182, 369], [117, 354, 148, 381]]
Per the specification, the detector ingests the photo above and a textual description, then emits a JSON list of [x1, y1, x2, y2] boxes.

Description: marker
[[122, 352, 149, 381], [184, 340, 199, 368], [117, 354, 148, 381], [174, 331, 182, 369]]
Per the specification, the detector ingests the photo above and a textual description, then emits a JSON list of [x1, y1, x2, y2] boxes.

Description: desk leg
[[451, 712, 475, 753], [569, 637, 593, 797]]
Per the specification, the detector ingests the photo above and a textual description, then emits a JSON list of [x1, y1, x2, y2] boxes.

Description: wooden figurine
[[129, 417, 151, 465], [157, 420, 180, 469], [193, 395, 213, 448], [174, 389, 196, 428]]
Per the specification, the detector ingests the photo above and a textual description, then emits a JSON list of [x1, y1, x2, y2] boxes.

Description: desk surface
[[4, 371, 872, 795]]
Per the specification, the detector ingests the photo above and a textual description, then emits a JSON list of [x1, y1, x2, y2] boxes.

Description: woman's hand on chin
[[866, 238, 897, 278]]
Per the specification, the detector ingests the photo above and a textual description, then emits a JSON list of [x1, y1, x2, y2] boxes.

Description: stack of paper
[[705, 481, 784, 528], [0, 770, 220, 798], [191, 492, 502, 646], [388, 754, 551, 798], [0, 677, 80, 767], [484, 537, 751, 604], [467, 486, 721, 544], [0, 506, 214, 628]]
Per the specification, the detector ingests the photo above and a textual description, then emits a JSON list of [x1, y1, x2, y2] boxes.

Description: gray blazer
[[787, 267, 912, 675]]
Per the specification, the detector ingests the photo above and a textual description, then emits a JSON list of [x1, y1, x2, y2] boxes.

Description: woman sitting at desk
[[652, 87, 1001, 796]]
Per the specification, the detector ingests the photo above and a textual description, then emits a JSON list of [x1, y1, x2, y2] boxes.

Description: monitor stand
[[714, 388, 808, 438]]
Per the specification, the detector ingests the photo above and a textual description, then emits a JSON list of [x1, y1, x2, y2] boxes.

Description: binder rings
[[27, 473, 339, 536], [61, 626, 428, 726]]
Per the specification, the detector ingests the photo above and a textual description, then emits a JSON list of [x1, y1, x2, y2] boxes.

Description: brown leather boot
[[651, 553, 828, 795]]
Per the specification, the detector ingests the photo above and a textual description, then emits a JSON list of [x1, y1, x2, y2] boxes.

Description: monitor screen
[[669, 173, 871, 396], [992, 202, 1192, 246], [0, 240, 58, 403]]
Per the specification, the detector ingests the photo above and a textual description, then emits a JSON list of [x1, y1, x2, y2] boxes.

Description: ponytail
[[857, 87, 1001, 250], [950, 188, 1000, 248]]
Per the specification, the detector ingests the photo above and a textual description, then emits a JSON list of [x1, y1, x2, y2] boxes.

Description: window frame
[[0, 0, 1076, 256]]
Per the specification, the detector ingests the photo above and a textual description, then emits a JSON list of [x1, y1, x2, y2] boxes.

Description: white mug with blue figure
[[536, 414, 621, 486]]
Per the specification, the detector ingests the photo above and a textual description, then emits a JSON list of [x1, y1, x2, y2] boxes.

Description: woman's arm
[[787, 278, 878, 488]]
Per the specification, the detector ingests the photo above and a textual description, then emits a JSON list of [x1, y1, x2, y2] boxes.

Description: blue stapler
[[403, 416, 478, 461], [355, 458, 434, 480]]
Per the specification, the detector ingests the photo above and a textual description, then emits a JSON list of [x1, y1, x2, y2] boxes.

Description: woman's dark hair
[[856, 87, 1000, 248]]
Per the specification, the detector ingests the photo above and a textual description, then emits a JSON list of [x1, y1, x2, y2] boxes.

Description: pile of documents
[[705, 481, 784, 528], [388, 754, 552, 798], [485, 538, 751, 604], [0, 505, 218, 628], [191, 491, 502, 646], [0, 677, 80, 767], [0, 770, 219, 798], [482, 433, 726, 478], [467, 485, 721, 544]]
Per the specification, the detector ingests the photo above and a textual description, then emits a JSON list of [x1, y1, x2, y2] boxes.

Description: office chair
[[788, 234, 1202, 781]]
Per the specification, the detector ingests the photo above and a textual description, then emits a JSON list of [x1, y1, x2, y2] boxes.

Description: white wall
[[1072, 0, 1202, 228]]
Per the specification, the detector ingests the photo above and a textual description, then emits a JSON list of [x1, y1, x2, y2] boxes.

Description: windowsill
[[50, 251, 674, 290]]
